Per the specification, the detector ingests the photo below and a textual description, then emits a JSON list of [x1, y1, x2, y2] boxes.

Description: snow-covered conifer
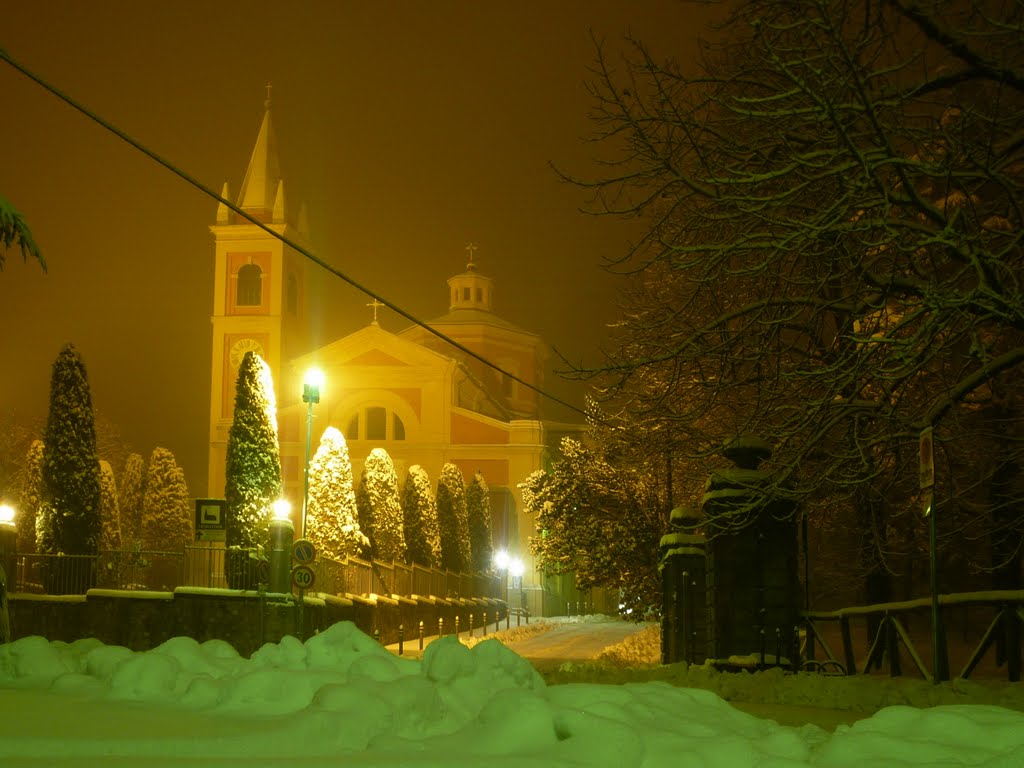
[[96, 460, 122, 587], [466, 471, 493, 572], [356, 448, 405, 562], [401, 464, 440, 567], [118, 452, 145, 550], [19, 439, 44, 555], [436, 463, 470, 573], [305, 427, 367, 561], [98, 460, 121, 551], [141, 447, 193, 551], [40, 344, 101, 559], [224, 352, 281, 587]]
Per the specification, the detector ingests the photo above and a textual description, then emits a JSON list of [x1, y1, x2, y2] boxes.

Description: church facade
[[206, 101, 584, 615]]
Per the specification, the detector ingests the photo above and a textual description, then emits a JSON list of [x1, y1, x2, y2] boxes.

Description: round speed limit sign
[[291, 564, 316, 591]]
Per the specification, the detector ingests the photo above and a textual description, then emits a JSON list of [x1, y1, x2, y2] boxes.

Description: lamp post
[[269, 499, 293, 594], [509, 556, 525, 625], [0, 503, 12, 643], [301, 368, 324, 539]]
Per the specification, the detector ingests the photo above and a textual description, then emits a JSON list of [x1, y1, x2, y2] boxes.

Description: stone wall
[[7, 588, 506, 656]]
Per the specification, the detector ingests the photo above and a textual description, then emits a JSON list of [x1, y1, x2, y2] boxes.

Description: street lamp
[[0, 503, 16, 594], [301, 367, 324, 539]]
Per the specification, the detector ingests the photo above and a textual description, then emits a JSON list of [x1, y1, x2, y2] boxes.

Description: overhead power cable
[[1, 47, 587, 419]]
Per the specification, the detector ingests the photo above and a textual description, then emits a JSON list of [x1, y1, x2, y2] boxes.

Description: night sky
[[0, 2, 718, 493]]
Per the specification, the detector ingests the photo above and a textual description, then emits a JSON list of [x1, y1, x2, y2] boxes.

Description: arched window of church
[[346, 413, 359, 441], [462, 287, 471, 301], [237, 263, 262, 306], [392, 413, 405, 440], [366, 407, 387, 440], [286, 272, 298, 315]]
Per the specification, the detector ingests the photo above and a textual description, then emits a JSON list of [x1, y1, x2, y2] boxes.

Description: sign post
[[920, 427, 947, 682], [291, 539, 317, 641]]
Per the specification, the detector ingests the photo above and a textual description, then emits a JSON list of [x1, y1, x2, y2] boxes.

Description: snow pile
[[462, 619, 554, 648], [595, 623, 661, 667], [2, 622, 1024, 766]]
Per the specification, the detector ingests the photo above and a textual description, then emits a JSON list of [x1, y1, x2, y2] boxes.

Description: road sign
[[291, 564, 315, 591], [292, 539, 316, 563], [919, 427, 934, 490], [194, 499, 226, 542]]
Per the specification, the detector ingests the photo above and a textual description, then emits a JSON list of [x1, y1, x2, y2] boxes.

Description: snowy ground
[[2, 616, 1023, 766]]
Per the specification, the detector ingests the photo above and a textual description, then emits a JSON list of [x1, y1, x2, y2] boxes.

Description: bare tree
[[566, 0, 1024, 602]]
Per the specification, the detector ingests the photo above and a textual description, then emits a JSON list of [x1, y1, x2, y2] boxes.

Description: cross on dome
[[465, 242, 478, 270]]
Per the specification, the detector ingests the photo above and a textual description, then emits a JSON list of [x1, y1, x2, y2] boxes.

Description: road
[[500, 619, 652, 672]]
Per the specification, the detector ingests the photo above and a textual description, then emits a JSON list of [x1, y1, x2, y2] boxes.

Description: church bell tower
[[207, 91, 310, 498]]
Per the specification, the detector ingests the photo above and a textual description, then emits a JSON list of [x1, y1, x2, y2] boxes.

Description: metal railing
[[14, 547, 502, 602]]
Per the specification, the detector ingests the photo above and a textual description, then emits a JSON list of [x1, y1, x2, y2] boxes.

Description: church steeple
[[236, 85, 283, 223], [447, 242, 495, 312]]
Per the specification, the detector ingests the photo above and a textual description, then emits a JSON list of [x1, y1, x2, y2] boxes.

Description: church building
[[206, 98, 583, 615]]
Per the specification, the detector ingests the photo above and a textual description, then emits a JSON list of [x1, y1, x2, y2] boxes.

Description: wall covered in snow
[[7, 588, 507, 655]]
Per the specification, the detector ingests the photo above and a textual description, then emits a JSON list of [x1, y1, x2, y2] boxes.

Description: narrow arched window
[[346, 414, 359, 441], [237, 263, 262, 306], [393, 413, 405, 440]]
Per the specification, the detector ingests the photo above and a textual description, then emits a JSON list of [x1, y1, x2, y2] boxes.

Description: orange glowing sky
[[0, 1, 720, 493]]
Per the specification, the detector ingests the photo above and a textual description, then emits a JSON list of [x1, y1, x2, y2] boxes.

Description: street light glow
[[494, 549, 509, 571], [0, 504, 15, 526], [509, 557, 524, 579], [303, 367, 324, 403], [272, 499, 291, 521]]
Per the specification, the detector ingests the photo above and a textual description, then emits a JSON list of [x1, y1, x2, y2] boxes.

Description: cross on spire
[[366, 298, 384, 324], [465, 241, 478, 269]]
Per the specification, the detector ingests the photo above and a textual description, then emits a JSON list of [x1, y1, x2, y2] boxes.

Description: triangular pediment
[[346, 348, 408, 367], [291, 323, 455, 370]]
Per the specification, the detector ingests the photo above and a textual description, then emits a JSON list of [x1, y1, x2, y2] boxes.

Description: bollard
[[455, 615, 461, 636], [419, 619, 425, 651], [439, 616, 444, 637], [495, 609, 501, 632], [373, 628, 381, 644], [506, 609, 510, 630], [399, 624, 405, 656], [483, 612, 487, 636], [468, 613, 474, 637]]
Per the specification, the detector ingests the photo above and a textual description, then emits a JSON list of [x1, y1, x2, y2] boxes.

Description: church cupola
[[447, 242, 495, 312]]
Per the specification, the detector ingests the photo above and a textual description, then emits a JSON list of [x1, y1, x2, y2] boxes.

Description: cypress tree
[[305, 427, 367, 561], [19, 439, 44, 555], [118, 452, 145, 550], [466, 471, 494, 572], [141, 447, 193, 551], [401, 464, 441, 568], [436, 463, 470, 573], [97, 460, 121, 587], [355, 448, 405, 562], [224, 351, 281, 588], [40, 344, 101, 592]]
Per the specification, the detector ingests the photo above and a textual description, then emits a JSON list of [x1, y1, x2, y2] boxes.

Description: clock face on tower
[[229, 337, 265, 368]]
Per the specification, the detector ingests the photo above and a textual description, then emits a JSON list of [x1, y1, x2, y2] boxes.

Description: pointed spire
[[216, 181, 231, 224], [237, 86, 282, 222], [272, 179, 286, 223]]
